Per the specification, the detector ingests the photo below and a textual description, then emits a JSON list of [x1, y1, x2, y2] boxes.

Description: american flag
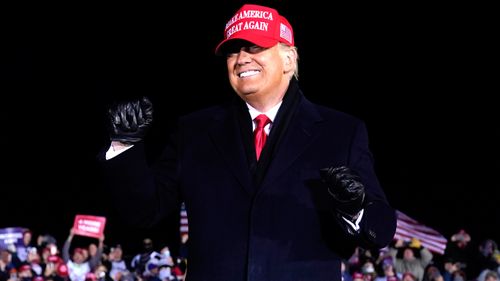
[[394, 210, 448, 255], [180, 202, 188, 236], [279, 23, 293, 44]]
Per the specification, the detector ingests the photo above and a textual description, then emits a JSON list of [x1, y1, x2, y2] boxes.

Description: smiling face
[[225, 41, 297, 112]]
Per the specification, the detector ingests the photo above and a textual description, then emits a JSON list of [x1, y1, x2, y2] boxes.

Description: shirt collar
[[247, 101, 282, 122]]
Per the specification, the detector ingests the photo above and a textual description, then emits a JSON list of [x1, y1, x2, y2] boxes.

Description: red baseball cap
[[352, 272, 364, 280], [215, 4, 294, 54], [57, 264, 69, 277], [19, 264, 31, 272], [47, 255, 60, 263]]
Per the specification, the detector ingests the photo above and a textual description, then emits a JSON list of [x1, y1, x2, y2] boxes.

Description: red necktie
[[253, 114, 271, 160]]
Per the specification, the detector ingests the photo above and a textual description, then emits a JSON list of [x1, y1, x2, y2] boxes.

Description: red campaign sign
[[73, 215, 106, 238]]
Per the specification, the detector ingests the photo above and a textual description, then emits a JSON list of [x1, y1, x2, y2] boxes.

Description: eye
[[225, 45, 265, 57], [245, 45, 265, 54]]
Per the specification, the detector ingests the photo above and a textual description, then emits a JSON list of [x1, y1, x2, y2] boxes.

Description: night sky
[[2, 2, 497, 256]]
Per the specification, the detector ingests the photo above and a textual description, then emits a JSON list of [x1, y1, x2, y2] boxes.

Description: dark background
[[2, 1, 497, 256]]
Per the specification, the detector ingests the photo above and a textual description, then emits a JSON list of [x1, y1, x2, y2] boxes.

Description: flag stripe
[[180, 202, 189, 235], [395, 229, 447, 248], [394, 210, 447, 255], [397, 215, 444, 236], [397, 223, 447, 243], [394, 233, 446, 254], [394, 231, 446, 250]]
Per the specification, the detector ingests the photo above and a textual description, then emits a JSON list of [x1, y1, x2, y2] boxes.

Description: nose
[[235, 48, 252, 64]]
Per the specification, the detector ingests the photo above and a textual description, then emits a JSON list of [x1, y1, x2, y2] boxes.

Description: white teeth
[[239, 70, 259, 78]]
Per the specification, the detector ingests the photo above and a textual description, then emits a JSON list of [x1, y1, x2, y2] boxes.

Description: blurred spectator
[[130, 238, 154, 276], [375, 257, 402, 281], [87, 239, 105, 271], [176, 234, 188, 277], [442, 257, 467, 281], [349, 247, 378, 275], [361, 260, 377, 281], [478, 270, 499, 281], [424, 265, 443, 281], [470, 239, 499, 280], [62, 228, 104, 281], [444, 229, 473, 278], [25, 247, 42, 276], [1, 248, 19, 274], [104, 245, 129, 281], [17, 263, 33, 281], [341, 260, 353, 281], [389, 238, 433, 281], [36, 235, 57, 254], [15, 230, 34, 262], [43, 254, 64, 281], [402, 272, 417, 281], [92, 264, 112, 281]]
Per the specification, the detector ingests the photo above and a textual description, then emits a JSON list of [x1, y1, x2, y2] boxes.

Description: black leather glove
[[319, 166, 365, 219], [108, 96, 153, 144]]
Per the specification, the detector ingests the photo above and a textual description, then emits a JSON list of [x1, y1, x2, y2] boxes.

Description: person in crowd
[[62, 228, 104, 281], [130, 238, 154, 277], [104, 245, 129, 281], [374, 257, 402, 281], [389, 238, 433, 281], [15, 230, 34, 263], [444, 229, 473, 278], [470, 239, 500, 280]]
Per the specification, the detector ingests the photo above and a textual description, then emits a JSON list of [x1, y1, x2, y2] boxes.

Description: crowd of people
[[0, 228, 188, 281], [344, 230, 499, 281], [1, 227, 499, 281]]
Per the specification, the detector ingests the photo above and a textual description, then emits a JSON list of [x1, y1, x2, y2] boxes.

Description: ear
[[282, 47, 297, 73]]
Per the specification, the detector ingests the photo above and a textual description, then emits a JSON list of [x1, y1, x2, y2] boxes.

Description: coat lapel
[[260, 99, 323, 190], [207, 107, 254, 195]]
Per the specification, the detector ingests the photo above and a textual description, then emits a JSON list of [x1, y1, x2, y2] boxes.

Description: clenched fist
[[108, 96, 153, 144], [320, 166, 365, 219]]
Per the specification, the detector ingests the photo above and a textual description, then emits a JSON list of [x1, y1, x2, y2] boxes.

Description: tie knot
[[254, 114, 270, 129]]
